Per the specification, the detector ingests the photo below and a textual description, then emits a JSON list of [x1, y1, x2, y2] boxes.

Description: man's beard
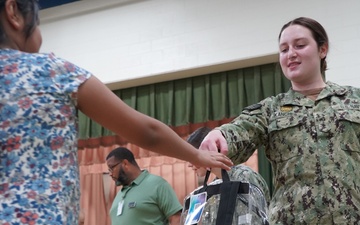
[[115, 165, 128, 186]]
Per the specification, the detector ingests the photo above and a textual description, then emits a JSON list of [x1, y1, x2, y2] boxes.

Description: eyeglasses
[[108, 162, 121, 172]]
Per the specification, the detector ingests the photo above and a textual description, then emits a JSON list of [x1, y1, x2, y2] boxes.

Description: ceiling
[[38, 0, 79, 10]]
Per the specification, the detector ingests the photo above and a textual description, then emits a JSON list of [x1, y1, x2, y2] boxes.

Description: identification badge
[[185, 192, 207, 225], [128, 202, 136, 208], [117, 200, 124, 216]]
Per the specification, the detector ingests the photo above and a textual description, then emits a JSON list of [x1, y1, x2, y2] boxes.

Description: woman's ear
[[319, 43, 328, 59], [4, 0, 24, 31]]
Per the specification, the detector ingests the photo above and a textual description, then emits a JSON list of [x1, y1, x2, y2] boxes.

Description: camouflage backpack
[[181, 166, 270, 225], [181, 127, 270, 225]]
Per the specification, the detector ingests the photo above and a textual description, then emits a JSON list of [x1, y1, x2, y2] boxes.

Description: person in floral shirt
[[0, 0, 232, 224]]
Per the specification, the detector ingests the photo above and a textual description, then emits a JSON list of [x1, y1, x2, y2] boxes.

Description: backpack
[[180, 166, 270, 225]]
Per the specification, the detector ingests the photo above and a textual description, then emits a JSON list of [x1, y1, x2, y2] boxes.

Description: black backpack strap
[[215, 169, 240, 225], [221, 168, 230, 181], [203, 169, 211, 188], [184, 169, 250, 208], [185, 169, 268, 225], [184, 170, 212, 211]]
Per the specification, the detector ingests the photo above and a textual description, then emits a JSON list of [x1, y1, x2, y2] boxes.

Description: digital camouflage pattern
[[201, 165, 270, 225], [227, 164, 271, 205], [181, 165, 270, 225], [184, 127, 270, 224], [218, 81, 360, 224], [200, 183, 268, 225]]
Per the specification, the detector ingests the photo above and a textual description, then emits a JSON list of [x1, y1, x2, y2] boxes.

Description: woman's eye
[[280, 48, 288, 53], [296, 44, 305, 49]]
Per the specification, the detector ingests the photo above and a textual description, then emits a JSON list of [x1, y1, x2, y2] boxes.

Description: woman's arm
[[77, 76, 232, 169]]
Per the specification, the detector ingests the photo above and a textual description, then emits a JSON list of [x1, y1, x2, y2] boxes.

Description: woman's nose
[[288, 47, 297, 59]]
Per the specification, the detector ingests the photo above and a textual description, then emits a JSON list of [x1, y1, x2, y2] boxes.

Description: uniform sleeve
[[219, 100, 270, 165], [156, 179, 183, 219]]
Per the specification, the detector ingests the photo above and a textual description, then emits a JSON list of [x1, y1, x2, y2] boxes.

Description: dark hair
[[0, 0, 39, 43], [278, 17, 329, 75], [106, 147, 137, 165], [187, 127, 212, 149]]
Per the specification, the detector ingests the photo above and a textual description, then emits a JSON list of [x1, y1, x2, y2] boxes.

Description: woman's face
[[279, 25, 327, 85]]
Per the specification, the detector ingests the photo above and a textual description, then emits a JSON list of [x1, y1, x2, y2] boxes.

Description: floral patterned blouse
[[0, 49, 91, 225]]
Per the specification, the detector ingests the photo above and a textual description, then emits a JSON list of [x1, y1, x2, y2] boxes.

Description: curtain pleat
[[79, 170, 109, 225]]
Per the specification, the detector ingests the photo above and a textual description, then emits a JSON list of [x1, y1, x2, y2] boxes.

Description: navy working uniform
[[218, 81, 360, 224]]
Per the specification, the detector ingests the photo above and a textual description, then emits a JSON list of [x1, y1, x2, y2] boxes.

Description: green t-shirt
[[110, 170, 182, 225]]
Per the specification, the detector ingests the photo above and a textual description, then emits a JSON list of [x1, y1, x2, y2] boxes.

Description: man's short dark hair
[[106, 147, 137, 165]]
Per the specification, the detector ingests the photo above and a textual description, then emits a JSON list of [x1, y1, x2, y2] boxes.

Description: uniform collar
[[317, 81, 348, 99], [281, 81, 347, 106]]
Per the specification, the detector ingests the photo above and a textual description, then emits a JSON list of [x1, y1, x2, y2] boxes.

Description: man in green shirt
[[106, 147, 182, 225]]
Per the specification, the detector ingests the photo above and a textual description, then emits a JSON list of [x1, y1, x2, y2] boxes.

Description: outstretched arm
[[77, 76, 232, 169]]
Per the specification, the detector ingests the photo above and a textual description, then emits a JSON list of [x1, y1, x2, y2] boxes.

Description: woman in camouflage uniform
[[199, 17, 360, 224]]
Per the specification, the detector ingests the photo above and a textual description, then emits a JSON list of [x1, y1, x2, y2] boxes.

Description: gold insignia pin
[[280, 106, 293, 112]]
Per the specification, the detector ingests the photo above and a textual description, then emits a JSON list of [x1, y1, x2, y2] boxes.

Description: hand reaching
[[191, 150, 233, 171], [199, 129, 229, 155]]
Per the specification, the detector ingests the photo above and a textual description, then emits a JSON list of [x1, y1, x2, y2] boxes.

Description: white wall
[[39, 0, 360, 89]]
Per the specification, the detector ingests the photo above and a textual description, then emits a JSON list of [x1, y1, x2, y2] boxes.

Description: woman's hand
[[191, 150, 233, 171], [189, 129, 232, 170], [199, 129, 229, 155]]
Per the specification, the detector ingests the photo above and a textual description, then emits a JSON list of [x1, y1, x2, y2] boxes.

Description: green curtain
[[78, 62, 291, 194], [78, 63, 290, 137]]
